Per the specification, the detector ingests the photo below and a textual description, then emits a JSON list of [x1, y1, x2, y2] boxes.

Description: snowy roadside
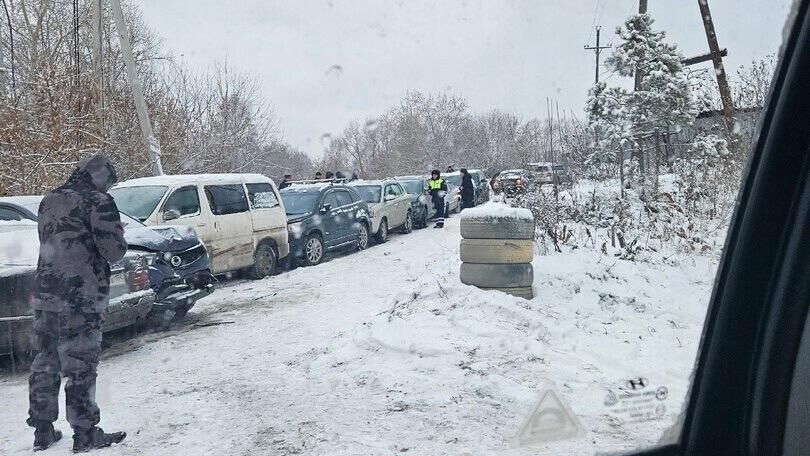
[[0, 214, 717, 455]]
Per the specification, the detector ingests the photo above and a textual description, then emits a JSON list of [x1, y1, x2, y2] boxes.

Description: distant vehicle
[[110, 174, 288, 278], [493, 169, 529, 195], [350, 179, 414, 243], [0, 222, 156, 356], [280, 182, 371, 266], [467, 169, 491, 205], [0, 196, 214, 322], [434, 171, 462, 214], [395, 175, 435, 228], [526, 162, 573, 186]]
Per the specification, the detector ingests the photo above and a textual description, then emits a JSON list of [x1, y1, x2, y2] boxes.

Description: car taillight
[[127, 270, 151, 291]]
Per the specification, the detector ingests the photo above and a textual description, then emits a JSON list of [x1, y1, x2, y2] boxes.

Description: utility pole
[[634, 0, 648, 91], [697, 0, 735, 119], [90, 0, 104, 128], [584, 26, 611, 85], [109, 0, 164, 175]]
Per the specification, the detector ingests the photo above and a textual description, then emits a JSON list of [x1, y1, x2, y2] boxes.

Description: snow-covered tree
[[587, 13, 697, 196]]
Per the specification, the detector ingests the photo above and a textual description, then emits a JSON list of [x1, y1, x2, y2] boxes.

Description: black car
[[280, 183, 371, 266], [0, 196, 214, 322], [396, 176, 435, 228]]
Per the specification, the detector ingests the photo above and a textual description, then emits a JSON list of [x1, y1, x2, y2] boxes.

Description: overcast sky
[[138, 0, 793, 158]]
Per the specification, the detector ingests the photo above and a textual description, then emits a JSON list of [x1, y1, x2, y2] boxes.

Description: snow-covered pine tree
[[587, 13, 697, 198]]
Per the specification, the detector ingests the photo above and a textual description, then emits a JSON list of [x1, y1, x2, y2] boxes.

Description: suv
[[280, 182, 371, 266], [493, 169, 529, 195], [395, 175, 435, 228], [525, 162, 573, 186], [110, 174, 288, 278], [350, 179, 414, 243]]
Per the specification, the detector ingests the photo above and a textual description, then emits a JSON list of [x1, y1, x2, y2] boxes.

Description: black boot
[[33, 422, 63, 451], [72, 427, 126, 453]]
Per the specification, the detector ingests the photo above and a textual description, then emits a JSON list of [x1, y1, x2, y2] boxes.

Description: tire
[[479, 286, 534, 300], [460, 239, 533, 264], [400, 211, 413, 234], [375, 219, 388, 244], [460, 216, 535, 240], [356, 222, 370, 250], [460, 263, 533, 288], [303, 233, 325, 266], [172, 303, 194, 321], [248, 241, 278, 279]]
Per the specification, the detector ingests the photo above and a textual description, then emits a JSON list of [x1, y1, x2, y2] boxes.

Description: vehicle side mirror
[[163, 209, 181, 221], [320, 204, 332, 213], [384, 194, 396, 202]]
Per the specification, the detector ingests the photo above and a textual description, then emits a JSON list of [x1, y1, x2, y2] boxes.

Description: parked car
[[0, 222, 156, 357], [493, 169, 529, 195], [466, 169, 491, 206], [436, 172, 463, 214], [525, 161, 573, 186], [280, 182, 371, 266], [350, 179, 413, 243], [0, 196, 215, 322], [395, 175, 435, 228], [110, 174, 288, 278]]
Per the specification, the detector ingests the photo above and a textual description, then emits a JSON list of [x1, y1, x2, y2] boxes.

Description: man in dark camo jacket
[[27, 155, 128, 452]]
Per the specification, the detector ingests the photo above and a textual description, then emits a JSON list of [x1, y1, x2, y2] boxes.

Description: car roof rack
[[287, 178, 349, 186]]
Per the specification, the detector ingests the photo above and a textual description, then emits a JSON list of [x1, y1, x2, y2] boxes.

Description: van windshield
[[109, 186, 168, 221]]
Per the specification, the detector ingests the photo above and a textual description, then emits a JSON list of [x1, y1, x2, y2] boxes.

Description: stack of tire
[[459, 208, 535, 299]]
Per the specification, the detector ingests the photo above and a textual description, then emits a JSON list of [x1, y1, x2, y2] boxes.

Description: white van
[[110, 174, 289, 278]]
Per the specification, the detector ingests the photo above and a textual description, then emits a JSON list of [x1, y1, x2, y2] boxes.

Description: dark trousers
[[27, 310, 103, 432], [432, 195, 446, 220], [462, 193, 475, 209]]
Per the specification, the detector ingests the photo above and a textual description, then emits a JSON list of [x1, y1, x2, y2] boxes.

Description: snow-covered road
[[0, 216, 718, 455]]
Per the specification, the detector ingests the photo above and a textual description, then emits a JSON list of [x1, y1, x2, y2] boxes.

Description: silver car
[[349, 179, 414, 243]]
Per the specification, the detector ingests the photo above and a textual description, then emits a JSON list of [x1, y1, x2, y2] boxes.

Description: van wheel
[[303, 234, 325, 266], [400, 211, 413, 234], [249, 242, 277, 278], [375, 219, 388, 244]]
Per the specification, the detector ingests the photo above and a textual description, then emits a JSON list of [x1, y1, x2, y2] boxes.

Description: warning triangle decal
[[513, 388, 583, 446]]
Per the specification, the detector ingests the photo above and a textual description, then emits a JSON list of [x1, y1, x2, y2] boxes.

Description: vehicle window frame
[[320, 191, 339, 211], [161, 185, 202, 218], [203, 183, 250, 216], [334, 190, 353, 208]]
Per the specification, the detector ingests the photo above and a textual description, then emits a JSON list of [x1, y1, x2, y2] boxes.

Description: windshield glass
[[400, 180, 424, 195], [109, 186, 168, 221], [280, 191, 320, 215], [353, 185, 382, 203]]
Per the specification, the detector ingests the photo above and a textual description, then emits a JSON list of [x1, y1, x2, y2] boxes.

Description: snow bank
[[461, 201, 534, 220]]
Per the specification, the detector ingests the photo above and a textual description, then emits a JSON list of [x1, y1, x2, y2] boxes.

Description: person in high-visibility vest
[[427, 169, 448, 228]]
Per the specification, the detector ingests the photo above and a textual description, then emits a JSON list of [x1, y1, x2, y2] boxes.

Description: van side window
[[204, 184, 249, 215], [163, 186, 201, 217], [335, 190, 353, 207], [246, 183, 279, 209]]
